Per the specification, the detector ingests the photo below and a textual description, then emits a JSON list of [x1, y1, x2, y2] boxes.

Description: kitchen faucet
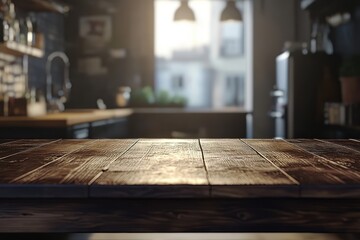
[[46, 51, 72, 112]]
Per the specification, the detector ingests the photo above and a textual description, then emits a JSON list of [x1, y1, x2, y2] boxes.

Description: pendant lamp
[[174, 0, 196, 22], [221, 0, 242, 22]]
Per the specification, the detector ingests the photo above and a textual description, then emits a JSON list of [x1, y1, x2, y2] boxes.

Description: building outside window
[[155, 0, 252, 109]]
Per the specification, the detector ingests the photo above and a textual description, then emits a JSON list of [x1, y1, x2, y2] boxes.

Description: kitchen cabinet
[[301, 0, 359, 18], [0, 108, 249, 139], [129, 108, 249, 138], [0, 109, 132, 139], [90, 118, 128, 139]]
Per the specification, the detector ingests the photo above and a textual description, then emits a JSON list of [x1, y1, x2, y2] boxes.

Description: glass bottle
[[7, 2, 16, 42], [19, 18, 27, 45], [26, 17, 34, 46]]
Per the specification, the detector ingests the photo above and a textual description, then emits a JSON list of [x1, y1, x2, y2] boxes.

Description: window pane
[[155, 0, 250, 108]]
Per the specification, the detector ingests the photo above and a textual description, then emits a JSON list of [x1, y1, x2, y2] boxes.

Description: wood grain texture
[[0, 198, 358, 233], [0, 139, 55, 159], [0, 140, 95, 198], [200, 139, 298, 198], [0, 139, 359, 199], [0, 139, 17, 145], [243, 139, 360, 198], [61, 139, 137, 184], [0, 139, 358, 234], [288, 139, 360, 173], [323, 139, 360, 153], [13, 140, 137, 185], [91, 139, 209, 198]]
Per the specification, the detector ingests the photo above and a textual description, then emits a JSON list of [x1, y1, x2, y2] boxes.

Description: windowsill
[[130, 106, 251, 114]]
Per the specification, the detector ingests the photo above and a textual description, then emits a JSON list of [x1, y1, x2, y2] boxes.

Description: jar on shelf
[[116, 86, 131, 107]]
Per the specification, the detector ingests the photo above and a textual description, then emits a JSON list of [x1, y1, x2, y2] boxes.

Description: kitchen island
[[0, 139, 359, 233]]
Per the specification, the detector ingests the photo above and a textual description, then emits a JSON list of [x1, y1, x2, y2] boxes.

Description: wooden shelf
[[11, 0, 69, 14], [0, 33, 44, 60], [0, 42, 43, 58]]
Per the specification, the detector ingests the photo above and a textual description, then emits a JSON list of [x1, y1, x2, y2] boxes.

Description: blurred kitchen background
[[0, 0, 359, 139]]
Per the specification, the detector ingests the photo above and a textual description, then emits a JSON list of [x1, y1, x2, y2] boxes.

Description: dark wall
[[65, 0, 154, 109], [28, 12, 65, 95]]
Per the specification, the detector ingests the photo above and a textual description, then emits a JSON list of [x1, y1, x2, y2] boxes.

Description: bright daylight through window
[[155, 0, 252, 109]]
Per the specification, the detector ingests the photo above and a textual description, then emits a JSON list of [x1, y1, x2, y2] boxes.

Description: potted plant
[[339, 56, 360, 105]]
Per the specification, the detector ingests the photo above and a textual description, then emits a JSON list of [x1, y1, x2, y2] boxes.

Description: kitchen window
[[155, 0, 253, 109], [172, 75, 184, 91], [220, 21, 244, 57], [225, 75, 245, 106]]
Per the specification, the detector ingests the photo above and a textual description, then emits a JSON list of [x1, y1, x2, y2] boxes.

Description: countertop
[[0, 109, 133, 128], [0, 107, 249, 128]]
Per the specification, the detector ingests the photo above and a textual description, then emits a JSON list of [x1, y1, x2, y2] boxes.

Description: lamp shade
[[174, 0, 196, 21], [221, 0, 242, 22]]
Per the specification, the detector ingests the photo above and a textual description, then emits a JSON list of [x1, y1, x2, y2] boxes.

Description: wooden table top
[[0, 139, 359, 199]]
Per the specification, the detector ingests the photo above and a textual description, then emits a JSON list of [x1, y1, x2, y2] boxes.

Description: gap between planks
[[87, 139, 140, 186], [317, 139, 360, 153], [240, 139, 300, 186], [10, 140, 99, 183], [197, 139, 211, 197], [286, 139, 360, 176], [0, 139, 61, 160]]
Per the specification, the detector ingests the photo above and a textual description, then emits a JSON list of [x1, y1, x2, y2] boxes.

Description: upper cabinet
[[301, 0, 359, 19]]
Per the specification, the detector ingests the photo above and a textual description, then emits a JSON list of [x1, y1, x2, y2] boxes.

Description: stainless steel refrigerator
[[270, 51, 341, 138]]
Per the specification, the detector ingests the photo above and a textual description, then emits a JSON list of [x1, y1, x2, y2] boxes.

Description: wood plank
[[200, 139, 298, 198], [91, 139, 209, 198], [13, 140, 137, 186], [0, 139, 55, 159], [323, 139, 360, 153], [243, 139, 360, 198], [0, 140, 95, 198], [0, 198, 358, 233], [57, 139, 137, 184], [0, 139, 17, 145], [288, 139, 360, 173]]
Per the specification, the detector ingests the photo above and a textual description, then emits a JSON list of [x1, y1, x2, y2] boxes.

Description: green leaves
[[130, 87, 187, 107]]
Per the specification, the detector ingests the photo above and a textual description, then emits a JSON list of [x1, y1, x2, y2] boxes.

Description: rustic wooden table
[[0, 139, 359, 233]]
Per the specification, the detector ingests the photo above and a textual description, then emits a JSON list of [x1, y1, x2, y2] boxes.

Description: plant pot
[[340, 77, 360, 105]]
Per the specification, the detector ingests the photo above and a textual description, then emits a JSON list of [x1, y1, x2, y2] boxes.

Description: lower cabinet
[[0, 117, 129, 139], [129, 112, 248, 138], [90, 118, 128, 139]]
